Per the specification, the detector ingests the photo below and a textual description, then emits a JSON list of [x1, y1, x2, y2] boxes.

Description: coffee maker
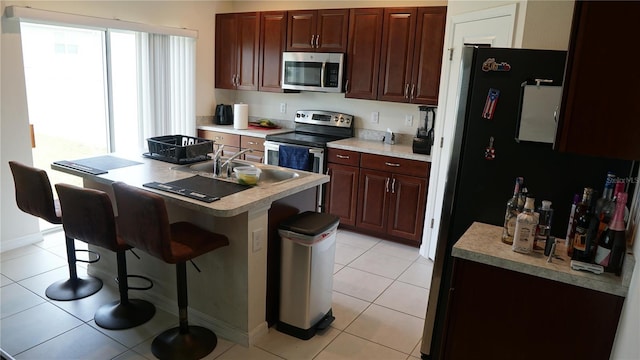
[[413, 106, 436, 155]]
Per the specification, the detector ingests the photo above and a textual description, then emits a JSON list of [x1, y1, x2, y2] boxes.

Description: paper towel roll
[[234, 104, 248, 130]]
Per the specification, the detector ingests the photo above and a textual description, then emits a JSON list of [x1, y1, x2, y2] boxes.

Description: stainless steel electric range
[[264, 110, 354, 210]]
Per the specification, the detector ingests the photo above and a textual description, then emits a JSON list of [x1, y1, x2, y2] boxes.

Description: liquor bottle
[[534, 200, 553, 251], [565, 194, 580, 248], [502, 177, 523, 245], [607, 192, 628, 275], [569, 188, 593, 260], [517, 186, 528, 212], [595, 172, 616, 227], [513, 196, 538, 254]]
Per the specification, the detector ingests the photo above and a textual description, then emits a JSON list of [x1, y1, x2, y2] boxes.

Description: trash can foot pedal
[[316, 309, 334, 331]]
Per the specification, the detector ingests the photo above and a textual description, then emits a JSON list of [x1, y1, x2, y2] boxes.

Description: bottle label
[[594, 246, 611, 267], [573, 227, 588, 251], [506, 217, 517, 236]]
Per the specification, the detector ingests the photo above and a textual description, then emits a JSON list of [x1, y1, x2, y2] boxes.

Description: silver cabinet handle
[[391, 178, 396, 193], [311, 35, 316, 47], [326, 168, 331, 175], [315, 34, 320, 48], [385, 177, 390, 193], [345, 79, 349, 93], [215, 136, 223, 141], [385, 162, 400, 167], [247, 141, 258, 145], [404, 84, 409, 99], [410, 84, 416, 100], [336, 154, 350, 159]]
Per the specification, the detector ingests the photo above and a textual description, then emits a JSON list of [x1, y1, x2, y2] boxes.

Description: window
[[19, 17, 195, 230]]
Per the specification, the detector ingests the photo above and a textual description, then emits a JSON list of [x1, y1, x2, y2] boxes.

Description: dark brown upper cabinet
[[215, 13, 260, 90], [377, 7, 446, 105], [556, 1, 640, 160], [286, 9, 349, 52], [345, 8, 384, 100], [259, 11, 287, 92]]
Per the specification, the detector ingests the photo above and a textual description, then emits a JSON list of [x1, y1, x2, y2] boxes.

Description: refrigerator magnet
[[482, 58, 512, 72], [484, 136, 496, 160], [482, 88, 500, 119]]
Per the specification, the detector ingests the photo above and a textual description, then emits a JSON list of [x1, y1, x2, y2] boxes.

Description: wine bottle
[[513, 196, 538, 254], [502, 177, 523, 245], [569, 188, 593, 260], [607, 192, 628, 275], [535, 200, 553, 251], [565, 194, 580, 248], [595, 172, 616, 230]]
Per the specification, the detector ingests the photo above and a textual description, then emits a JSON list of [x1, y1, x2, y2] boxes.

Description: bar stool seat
[[9, 161, 102, 301], [112, 181, 229, 360], [55, 183, 156, 330]]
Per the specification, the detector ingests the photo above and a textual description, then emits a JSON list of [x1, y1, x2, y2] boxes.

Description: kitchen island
[[52, 154, 328, 346], [441, 222, 634, 359]]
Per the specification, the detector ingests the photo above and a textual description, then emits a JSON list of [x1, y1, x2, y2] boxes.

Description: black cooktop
[[265, 132, 345, 148]]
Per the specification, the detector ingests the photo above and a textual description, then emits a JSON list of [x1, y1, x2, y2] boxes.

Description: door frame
[[420, 4, 517, 260]]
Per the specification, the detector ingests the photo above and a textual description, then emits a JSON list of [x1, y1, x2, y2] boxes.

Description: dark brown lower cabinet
[[326, 163, 359, 227], [442, 258, 624, 360]]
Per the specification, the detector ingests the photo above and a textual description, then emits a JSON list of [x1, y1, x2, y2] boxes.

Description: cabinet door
[[326, 163, 359, 227], [345, 8, 383, 100], [316, 9, 349, 52], [241, 135, 265, 163], [356, 169, 389, 234], [215, 14, 238, 90], [387, 174, 427, 243], [378, 8, 416, 103], [236, 12, 260, 91], [556, 1, 640, 160], [411, 7, 446, 105], [287, 10, 316, 51], [260, 11, 287, 92]]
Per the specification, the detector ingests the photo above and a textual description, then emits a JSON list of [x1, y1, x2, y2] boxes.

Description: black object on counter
[[215, 104, 233, 125]]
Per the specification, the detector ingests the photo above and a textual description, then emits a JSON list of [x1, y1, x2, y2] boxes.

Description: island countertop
[[452, 222, 635, 297], [51, 154, 328, 217]]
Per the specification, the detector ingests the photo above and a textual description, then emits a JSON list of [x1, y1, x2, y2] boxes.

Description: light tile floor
[[1, 229, 433, 360]]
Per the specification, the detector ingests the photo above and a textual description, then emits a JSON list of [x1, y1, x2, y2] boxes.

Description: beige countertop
[[327, 138, 432, 162], [197, 124, 292, 138], [51, 154, 328, 218], [452, 222, 635, 297]]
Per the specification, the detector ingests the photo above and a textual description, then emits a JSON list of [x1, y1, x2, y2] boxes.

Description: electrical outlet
[[405, 115, 413, 127], [280, 103, 286, 113], [371, 111, 379, 124], [252, 229, 264, 252]]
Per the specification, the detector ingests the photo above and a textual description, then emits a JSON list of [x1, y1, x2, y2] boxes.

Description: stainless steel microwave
[[281, 52, 344, 93]]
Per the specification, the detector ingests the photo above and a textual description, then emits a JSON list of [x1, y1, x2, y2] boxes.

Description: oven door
[[263, 141, 324, 174], [264, 141, 325, 211]]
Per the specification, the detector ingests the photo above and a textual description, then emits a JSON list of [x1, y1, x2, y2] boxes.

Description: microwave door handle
[[321, 62, 326, 88]]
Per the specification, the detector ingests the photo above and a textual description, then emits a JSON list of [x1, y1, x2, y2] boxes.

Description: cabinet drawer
[[241, 135, 265, 151], [327, 148, 360, 166], [197, 130, 240, 147], [360, 153, 429, 177]]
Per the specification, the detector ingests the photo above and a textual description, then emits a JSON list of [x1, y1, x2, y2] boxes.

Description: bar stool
[[55, 183, 156, 330], [8, 161, 102, 301], [112, 181, 229, 360]]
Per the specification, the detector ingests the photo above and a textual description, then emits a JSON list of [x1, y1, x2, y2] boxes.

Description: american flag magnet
[[482, 88, 500, 120]]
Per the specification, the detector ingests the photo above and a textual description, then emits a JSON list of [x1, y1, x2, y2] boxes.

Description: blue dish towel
[[278, 145, 313, 171]]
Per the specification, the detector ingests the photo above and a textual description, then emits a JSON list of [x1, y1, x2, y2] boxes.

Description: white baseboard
[[0, 233, 43, 253]]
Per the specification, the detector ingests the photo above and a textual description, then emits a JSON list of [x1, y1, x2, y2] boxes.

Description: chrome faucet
[[212, 144, 225, 178], [222, 148, 254, 178]]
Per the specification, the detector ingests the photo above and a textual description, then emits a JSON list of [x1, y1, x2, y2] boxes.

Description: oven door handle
[[309, 148, 324, 154]]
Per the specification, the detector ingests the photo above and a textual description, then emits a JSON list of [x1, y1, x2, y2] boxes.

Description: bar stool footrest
[[151, 325, 217, 360], [119, 274, 153, 291], [45, 276, 103, 301], [95, 298, 156, 330], [75, 249, 101, 264]]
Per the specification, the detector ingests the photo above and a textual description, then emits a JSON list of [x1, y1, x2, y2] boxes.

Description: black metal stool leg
[[94, 251, 155, 330], [45, 235, 102, 301], [151, 262, 217, 360]]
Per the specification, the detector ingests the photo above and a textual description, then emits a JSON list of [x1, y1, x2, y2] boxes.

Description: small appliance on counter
[[413, 105, 436, 154], [215, 104, 233, 125]]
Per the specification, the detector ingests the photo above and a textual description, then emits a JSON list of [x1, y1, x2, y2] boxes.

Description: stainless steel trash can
[[277, 211, 339, 340]]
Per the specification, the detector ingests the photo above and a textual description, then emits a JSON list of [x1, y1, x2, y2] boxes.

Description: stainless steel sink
[[172, 159, 301, 186]]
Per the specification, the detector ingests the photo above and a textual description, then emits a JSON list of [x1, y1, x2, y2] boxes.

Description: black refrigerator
[[420, 46, 636, 359]]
